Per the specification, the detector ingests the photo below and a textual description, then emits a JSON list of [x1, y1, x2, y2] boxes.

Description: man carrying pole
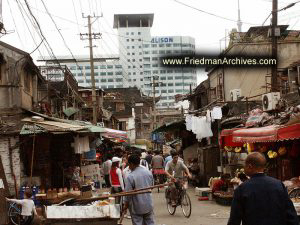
[[122, 154, 155, 225]]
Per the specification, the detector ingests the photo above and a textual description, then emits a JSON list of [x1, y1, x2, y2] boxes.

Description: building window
[[85, 66, 90, 69], [115, 65, 122, 69], [127, 46, 130, 49], [140, 72, 143, 75], [101, 85, 107, 88], [100, 65, 106, 69], [132, 59, 135, 62], [108, 79, 113, 82], [131, 39, 134, 42], [151, 44, 157, 48], [139, 59, 142, 62], [132, 53, 135, 55], [152, 57, 158, 61], [144, 64, 150, 68], [138, 32, 141, 35], [116, 78, 123, 82], [152, 64, 158, 67], [107, 72, 113, 75], [173, 43, 181, 47], [144, 57, 150, 62], [143, 44, 149, 48], [128, 59, 130, 62], [116, 85, 123, 88], [153, 70, 158, 74], [140, 65, 143, 68], [176, 89, 183, 93], [175, 76, 182, 79], [160, 70, 166, 74], [140, 78, 143, 81], [161, 77, 166, 80], [132, 46, 135, 49], [78, 73, 83, 76], [70, 66, 76, 70], [168, 83, 174, 86], [159, 44, 164, 47], [100, 72, 106, 76], [128, 66, 131, 69], [108, 85, 114, 88], [159, 50, 165, 54], [175, 83, 182, 86], [107, 65, 113, 69], [167, 70, 173, 73], [166, 50, 172, 54], [144, 71, 151, 75], [131, 32, 134, 35], [127, 53, 130, 55], [152, 50, 158, 54], [166, 44, 172, 47], [133, 72, 136, 75], [101, 79, 107, 82], [116, 71, 122, 75], [133, 65, 136, 68], [139, 52, 142, 55], [126, 39, 129, 42], [143, 51, 149, 54], [86, 73, 91, 76], [167, 76, 174, 80]]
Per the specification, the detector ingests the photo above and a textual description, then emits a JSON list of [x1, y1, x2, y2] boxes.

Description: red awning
[[219, 128, 244, 148], [232, 123, 300, 143]]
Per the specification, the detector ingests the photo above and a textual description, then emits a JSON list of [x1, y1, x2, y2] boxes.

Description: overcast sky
[[2, 0, 300, 83]]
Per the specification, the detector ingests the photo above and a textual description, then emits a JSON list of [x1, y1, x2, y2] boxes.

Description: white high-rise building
[[40, 14, 197, 108]]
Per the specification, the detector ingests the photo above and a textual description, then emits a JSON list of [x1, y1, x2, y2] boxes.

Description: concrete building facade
[[39, 13, 197, 108]]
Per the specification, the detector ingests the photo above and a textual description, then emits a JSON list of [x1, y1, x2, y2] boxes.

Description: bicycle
[[153, 169, 166, 193], [7, 202, 34, 225], [165, 178, 192, 218]]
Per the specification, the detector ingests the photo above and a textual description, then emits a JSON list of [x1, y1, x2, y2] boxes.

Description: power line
[[71, 0, 81, 35], [40, 0, 85, 78], [6, 0, 25, 49], [172, 0, 258, 25]]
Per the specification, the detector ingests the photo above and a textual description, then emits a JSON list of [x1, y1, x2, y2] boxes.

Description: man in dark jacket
[[228, 152, 298, 225]]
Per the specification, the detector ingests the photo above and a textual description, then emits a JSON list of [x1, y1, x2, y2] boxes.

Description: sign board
[[81, 164, 100, 177], [151, 37, 174, 43]]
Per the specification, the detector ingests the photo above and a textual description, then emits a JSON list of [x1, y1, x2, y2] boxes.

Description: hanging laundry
[[189, 116, 213, 141], [74, 135, 90, 154], [185, 114, 192, 131], [211, 106, 222, 120]]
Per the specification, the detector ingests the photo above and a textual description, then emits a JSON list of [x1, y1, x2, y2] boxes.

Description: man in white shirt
[[102, 154, 112, 188]]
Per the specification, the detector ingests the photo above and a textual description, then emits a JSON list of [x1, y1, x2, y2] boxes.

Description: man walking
[[228, 152, 298, 225], [102, 154, 112, 188], [123, 154, 155, 225]]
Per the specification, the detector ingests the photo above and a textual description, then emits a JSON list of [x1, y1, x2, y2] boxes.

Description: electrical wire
[[40, 0, 85, 78], [6, 0, 25, 49], [172, 0, 258, 25], [71, 0, 81, 35]]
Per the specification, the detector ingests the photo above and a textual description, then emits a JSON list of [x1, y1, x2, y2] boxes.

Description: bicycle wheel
[[8, 204, 22, 225], [165, 188, 176, 215], [181, 191, 192, 218], [166, 198, 176, 215]]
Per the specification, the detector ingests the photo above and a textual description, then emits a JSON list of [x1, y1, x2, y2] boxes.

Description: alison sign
[[151, 37, 173, 43]]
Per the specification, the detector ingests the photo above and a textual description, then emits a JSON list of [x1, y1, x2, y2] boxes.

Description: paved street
[[123, 188, 230, 225]]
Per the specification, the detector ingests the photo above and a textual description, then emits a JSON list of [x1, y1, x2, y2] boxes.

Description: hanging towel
[[211, 107, 222, 120]]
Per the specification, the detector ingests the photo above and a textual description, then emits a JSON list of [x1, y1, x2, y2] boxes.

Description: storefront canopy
[[219, 128, 244, 148], [101, 128, 128, 139], [232, 123, 300, 143]]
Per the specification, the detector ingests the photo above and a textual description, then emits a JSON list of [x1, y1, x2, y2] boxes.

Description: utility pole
[[271, 0, 278, 92], [80, 15, 101, 124], [146, 75, 161, 131]]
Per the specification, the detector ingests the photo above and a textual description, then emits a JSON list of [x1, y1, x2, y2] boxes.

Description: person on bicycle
[[165, 152, 192, 207], [151, 150, 165, 183], [6, 190, 40, 224]]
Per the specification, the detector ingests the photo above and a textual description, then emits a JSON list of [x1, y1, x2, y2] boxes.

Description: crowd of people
[[101, 148, 192, 225]]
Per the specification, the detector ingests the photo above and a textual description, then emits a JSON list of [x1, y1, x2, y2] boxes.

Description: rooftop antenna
[[237, 0, 243, 32]]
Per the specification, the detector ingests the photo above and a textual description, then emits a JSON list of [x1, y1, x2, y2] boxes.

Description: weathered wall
[[209, 41, 300, 103], [0, 136, 21, 195]]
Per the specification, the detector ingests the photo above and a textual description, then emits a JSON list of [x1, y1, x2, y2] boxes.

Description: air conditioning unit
[[230, 89, 241, 101], [97, 122, 105, 127], [262, 92, 281, 111]]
